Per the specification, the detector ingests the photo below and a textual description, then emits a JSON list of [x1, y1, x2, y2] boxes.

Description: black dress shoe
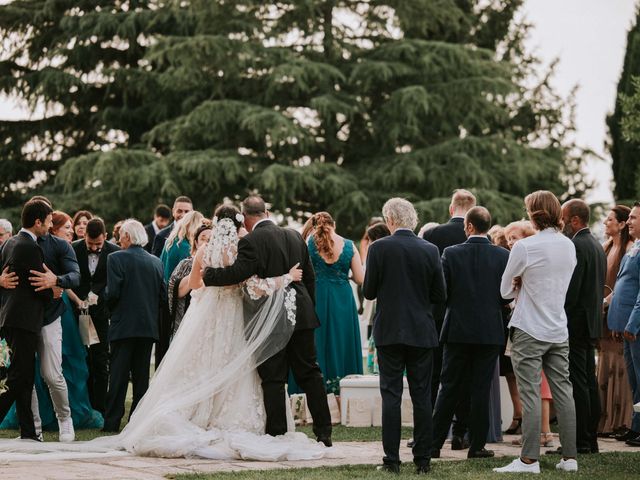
[[430, 448, 441, 458], [20, 435, 43, 442], [468, 448, 495, 458], [614, 429, 638, 441], [451, 435, 470, 450], [407, 439, 415, 448], [416, 464, 431, 474], [376, 463, 400, 474], [625, 435, 640, 447], [317, 436, 332, 447]]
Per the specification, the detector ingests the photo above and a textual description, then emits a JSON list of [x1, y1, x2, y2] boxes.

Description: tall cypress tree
[[608, 9, 640, 202], [2, 1, 584, 235]]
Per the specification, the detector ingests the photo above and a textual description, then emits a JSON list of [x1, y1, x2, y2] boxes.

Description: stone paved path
[[1, 434, 638, 479]]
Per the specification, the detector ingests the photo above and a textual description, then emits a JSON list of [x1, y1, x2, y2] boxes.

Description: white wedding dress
[[0, 218, 334, 461]]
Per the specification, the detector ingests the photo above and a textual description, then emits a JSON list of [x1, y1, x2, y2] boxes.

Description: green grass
[[168, 452, 640, 480], [297, 425, 413, 442]]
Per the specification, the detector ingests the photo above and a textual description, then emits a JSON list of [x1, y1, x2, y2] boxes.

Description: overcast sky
[[0, 1, 637, 203]]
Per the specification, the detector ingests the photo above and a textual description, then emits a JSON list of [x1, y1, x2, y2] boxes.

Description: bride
[[0, 205, 332, 461]]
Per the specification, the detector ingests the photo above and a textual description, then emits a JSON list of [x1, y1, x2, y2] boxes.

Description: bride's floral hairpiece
[[236, 213, 245, 223]]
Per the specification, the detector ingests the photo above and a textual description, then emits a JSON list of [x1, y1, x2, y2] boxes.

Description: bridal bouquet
[[0, 338, 9, 394]]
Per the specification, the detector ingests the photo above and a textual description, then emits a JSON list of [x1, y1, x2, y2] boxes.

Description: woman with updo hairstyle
[[598, 205, 634, 436], [72, 210, 93, 241], [288, 211, 365, 394], [50, 211, 74, 243]]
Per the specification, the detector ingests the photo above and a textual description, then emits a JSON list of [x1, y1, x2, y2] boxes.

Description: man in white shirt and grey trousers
[[494, 191, 578, 474]]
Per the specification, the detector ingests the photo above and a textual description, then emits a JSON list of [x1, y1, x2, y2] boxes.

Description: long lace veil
[[0, 218, 298, 459]]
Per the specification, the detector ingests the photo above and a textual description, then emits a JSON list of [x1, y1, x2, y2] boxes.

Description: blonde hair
[[451, 189, 476, 211], [166, 210, 204, 250], [504, 220, 535, 240]]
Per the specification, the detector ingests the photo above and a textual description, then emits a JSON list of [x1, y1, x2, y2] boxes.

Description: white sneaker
[[556, 458, 578, 472], [58, 416, 75, 442], [493, 458, 540, 474]]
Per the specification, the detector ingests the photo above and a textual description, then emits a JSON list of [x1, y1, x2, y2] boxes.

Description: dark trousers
[[569, 338, 600, 451], [87, 312, 109, 414], [377, 344, 433, 468], [257, 328, 331, 439], [103, 337, 154, 431], [432, 343, 500, 453], [432, 342, 469, 437], [0, 327, 38, 438]]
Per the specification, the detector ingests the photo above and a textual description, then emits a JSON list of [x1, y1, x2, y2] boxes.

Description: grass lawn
[[168, 452, 640, 480]]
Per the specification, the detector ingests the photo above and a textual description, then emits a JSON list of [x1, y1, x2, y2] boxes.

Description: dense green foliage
[[608, 9, 640, 202], [0, 0, 584, 234]]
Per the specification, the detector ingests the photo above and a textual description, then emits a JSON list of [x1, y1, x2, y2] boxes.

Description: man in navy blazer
[[431, 206, 509, 459], [607, 202, 640, 445], [102, 219, 166, 432], [364, 198, 446, 474]]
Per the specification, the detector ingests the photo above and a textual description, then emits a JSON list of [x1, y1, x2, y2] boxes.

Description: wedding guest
[[0, 200, 53, 440], [418, 222, 439, 239], [160, 210, 204, 282], [488, 225, 508, 249], [364, 198, 446, 474], [423, 188, 476, 450], [72, 210, 93, 241], [552, 199, 606, 455], [289, 212, 364, 394], [111, 220, 124, 246], [2, 212, 104, 431], [25, 198, 81, 443], [358, 216, 384, 266], [144, 204, 172, 253], [598, 205, 634, 437], [151, 196, 193, 257], [0, 219, 12, 246], [102, 219, 165, 432], [495, 191, 578, 474], [606, 202, 640, 446], [364, 222, 390, 374], [432, 206, 509, 459], [167, 223, 212, 339], [72, 218, 120, 415]]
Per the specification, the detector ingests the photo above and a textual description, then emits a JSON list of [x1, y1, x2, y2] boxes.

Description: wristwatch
[[55, 276, 62, 287]]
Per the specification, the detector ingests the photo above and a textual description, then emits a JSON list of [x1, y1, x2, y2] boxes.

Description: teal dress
[[289, 237, 363, 394], [0, 293, 103, 430], [160, 238, 191, 282]]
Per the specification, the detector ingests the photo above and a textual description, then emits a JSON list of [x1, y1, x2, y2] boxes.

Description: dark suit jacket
[[151, 222, 173, 257], [72, 239, 120, 319], [440, 237, 510, 346], [105, 245, 166, 342], [423, 217, 466, 332], [423, 217, 467, 255], [202, 220, 319, 330], [0, 232, 51, 332], [144, 222, 156, 253], [363, 230, 446, 348], [565, 228, 607, 341], [38, 233, 80, 325]]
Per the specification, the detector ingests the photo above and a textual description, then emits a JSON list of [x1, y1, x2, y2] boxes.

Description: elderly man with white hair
[[0, 219, 12, 246], [363, 198, 447, 474], [102, 219, 166, 432]]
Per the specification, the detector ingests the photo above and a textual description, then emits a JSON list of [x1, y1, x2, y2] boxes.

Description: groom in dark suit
[[202, 195, 332, 446], [431, 206, 509, 459], [364, 198, 446, 474], [0, 200, 53, 439], [72, 218, 120, 414]]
